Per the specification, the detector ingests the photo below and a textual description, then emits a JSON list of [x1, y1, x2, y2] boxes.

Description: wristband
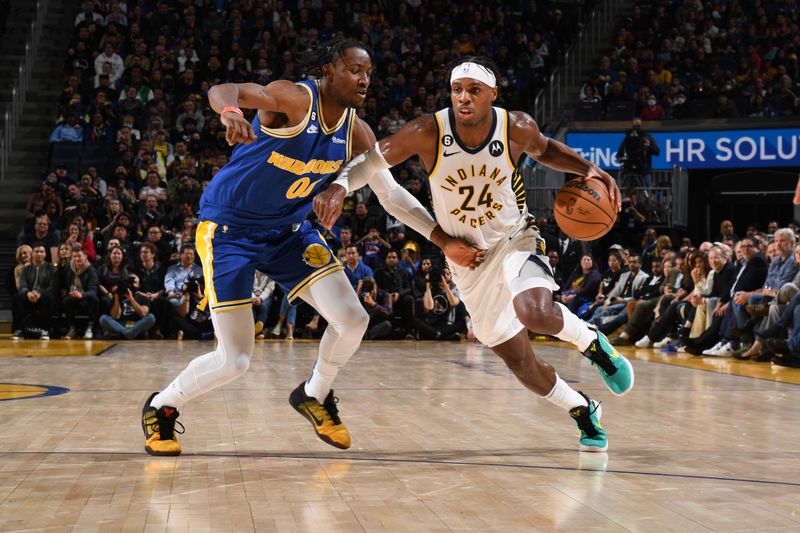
[[221, 106, 243, 117]]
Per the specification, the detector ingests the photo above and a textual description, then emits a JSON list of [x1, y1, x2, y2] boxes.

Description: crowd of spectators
[[578, 0, 800, 120], [552, 218, 800, 368], [11, 0, 586, 341]]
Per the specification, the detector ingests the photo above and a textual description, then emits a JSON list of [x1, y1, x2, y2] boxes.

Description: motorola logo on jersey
[[489, 140, 504, 157]]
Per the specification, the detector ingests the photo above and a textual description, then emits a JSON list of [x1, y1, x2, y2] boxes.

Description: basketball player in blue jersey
[[316, 56, 634, 452], [141, 41, 484, 456]]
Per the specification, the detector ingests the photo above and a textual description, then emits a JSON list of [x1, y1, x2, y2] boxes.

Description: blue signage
[[566, 128, 800, 170]]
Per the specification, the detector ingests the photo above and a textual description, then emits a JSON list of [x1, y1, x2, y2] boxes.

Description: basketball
[[553, 177, 617, 240]]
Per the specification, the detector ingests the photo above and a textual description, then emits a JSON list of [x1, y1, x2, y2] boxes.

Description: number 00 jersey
[[199, 80, 356, 229], [428, 107, 527, 250]]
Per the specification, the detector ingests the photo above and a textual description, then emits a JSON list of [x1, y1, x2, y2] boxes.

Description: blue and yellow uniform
[[196, 80, 357, 311]]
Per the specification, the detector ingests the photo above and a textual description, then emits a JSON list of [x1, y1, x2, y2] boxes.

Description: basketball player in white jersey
[[315, 56, 633, 451]]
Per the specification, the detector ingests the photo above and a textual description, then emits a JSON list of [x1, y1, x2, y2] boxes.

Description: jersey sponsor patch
[[489, 140, 504, 157]]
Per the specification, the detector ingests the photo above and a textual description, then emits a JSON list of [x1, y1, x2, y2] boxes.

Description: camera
[[116, 275, 136, 295], [183, 276, 202, 294], [427, 265, 443, 286], [361, 278, 374, 294]]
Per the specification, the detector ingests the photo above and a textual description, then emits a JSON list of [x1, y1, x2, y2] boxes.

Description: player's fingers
[[226, 125, 235, 145]]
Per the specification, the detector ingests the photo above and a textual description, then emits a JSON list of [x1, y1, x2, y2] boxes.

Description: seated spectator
[[62, 220, 97, 264], [641, 251, 701, 348], [689, 238, 768, 356], [270, 292, 297, 340], [49, 114, 84, 143], [26, 178, 63, 223], [96, 246, 130, 314], [359, 277, 394, 340], [144, 225, 175, 266], [164, 244, 203, 307], [590, 254, 648, 334], [374, 249, 414, 328], [18, 214, 60, 263], [614, 258, 669, 344], [134, 242, 169, 339], [640, 95, 666, 120], [411, 266, 467, 340], [583, 251, 625, 319], [99, 273, 156, 340], [252, 270, 276, 339], [139, 172, 168, 202], [357, 227, 391, 270], [560, 255, 601, 314], [11, 243, 58, 339], [732, 228, 798, 336], [173, 276, 214, 340], [61, 245, 99, 339], [399, 240, 421, 275], [343, 245, 373, 293]]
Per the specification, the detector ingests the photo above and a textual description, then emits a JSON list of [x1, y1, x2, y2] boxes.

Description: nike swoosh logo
[[303, 404, 324, 426], [443, 150, 461, 157]]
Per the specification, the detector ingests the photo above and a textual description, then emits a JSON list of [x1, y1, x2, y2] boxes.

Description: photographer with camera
[[98, 273, 156, 339], [411, 265, 468, 341], [174, 275, 214, 340], [164, 244, 203, 308], [358, 277, 394, 340], [616, 118, 660, 189]]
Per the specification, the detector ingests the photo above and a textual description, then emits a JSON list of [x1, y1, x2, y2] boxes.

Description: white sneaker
[[677, 344, 688, 353], [653, 337, 672, 349], [702, 341, 725, 356], [635, 335, 651, 348], [83, 327, 93, 340], [713, 342, 735, 357], [10, 330, 21, 340], [177, 330, 184, 340], [40, 329, 50, 341], [271, 323, 281, 337]]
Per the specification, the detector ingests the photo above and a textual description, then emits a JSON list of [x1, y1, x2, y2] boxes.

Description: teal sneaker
[[583, 326, 635, 396], [569, 392, 607, 452]]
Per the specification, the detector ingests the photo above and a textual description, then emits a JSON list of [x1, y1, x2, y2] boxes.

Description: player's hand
[[221, 111, 257, 146], [442, 237, 486, 269], [794, 176, 800, 205], [584, 165, 621, 212], [313, 183, 346, 229]]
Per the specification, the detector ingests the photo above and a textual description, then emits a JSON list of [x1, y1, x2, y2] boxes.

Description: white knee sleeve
[[151, 307, 255, 408], [298, 270, 367, 401]]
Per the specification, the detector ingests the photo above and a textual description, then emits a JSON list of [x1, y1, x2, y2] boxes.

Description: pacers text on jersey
[[440, 163, 507, 228]]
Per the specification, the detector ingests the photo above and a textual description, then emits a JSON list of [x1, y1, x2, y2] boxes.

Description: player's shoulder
[[506, 109, 539, 131]]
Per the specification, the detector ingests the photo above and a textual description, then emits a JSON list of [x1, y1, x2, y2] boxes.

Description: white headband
[[450, 61, 497, 88]]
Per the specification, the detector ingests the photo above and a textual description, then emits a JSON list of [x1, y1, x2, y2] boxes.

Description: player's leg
[[289, 269, 368, 449], [142, 221, 258, 456], [491, 329, 607, 452], [510, 258, 634, 396]]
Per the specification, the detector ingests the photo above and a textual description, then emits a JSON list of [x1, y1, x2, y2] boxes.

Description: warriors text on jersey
[[199, 80, 356, 229], [427, 107, 526, 250]]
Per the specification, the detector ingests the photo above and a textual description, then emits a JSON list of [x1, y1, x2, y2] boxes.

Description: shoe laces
[[586, 339, 617, 376], [322, 391, 342, 425], [151, 408, 185, 440], [571, 392, 601, 438]]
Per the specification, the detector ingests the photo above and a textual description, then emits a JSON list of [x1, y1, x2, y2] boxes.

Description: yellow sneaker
[[289, 382, 351, 449], [141, 392, 183, 456]]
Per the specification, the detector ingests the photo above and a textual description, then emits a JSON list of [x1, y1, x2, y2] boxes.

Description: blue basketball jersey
[[199, 80, 356, 229]]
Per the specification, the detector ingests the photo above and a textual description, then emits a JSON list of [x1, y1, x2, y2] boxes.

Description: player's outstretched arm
[[511, 111, 622, 212], [794, 175, 800, 205], [313, 118, 486, 268], [207, 81, 311, 146]]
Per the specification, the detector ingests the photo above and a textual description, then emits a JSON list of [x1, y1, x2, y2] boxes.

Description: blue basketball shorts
[[195, 219, 343, 312]]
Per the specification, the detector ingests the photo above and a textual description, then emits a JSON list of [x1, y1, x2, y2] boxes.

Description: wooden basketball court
[[1, 338, 799, 531]]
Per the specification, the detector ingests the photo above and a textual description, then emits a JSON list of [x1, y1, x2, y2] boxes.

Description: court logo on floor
[[0, 383, 69, 402]]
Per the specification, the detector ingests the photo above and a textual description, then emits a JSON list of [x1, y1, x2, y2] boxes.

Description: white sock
[[151, 381, 187, 409], [544, 374, 588, 411], [299, 271, 369, 402], [554, 302, 596, 352]]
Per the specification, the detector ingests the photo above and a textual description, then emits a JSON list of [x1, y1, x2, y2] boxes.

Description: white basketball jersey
[[428, 107, 527, 250]]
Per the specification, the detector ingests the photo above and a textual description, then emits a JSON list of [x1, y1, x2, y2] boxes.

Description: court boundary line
[[1, 450, 798, 488]]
